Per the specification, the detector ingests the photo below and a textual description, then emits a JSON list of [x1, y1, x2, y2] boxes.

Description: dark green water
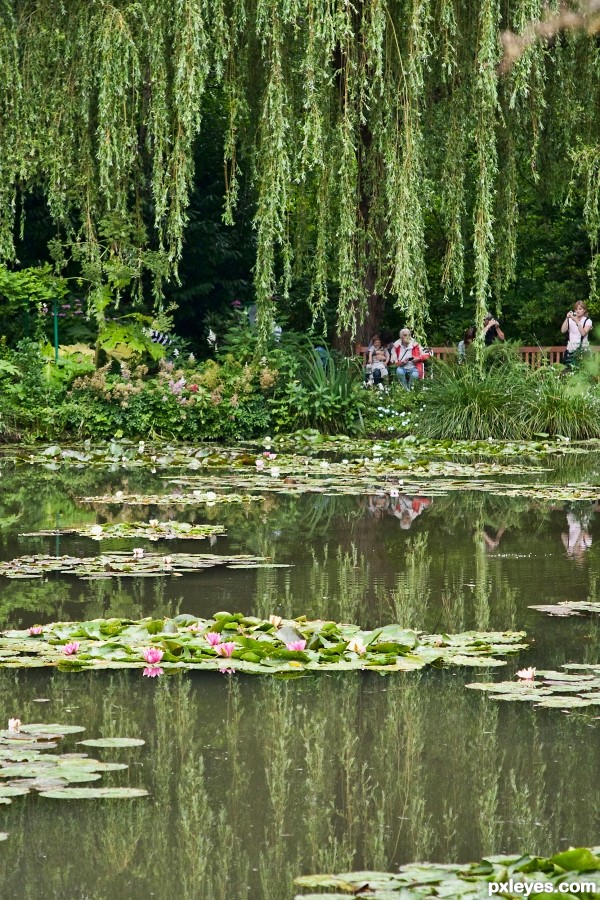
[[0, 456, 599, 900]]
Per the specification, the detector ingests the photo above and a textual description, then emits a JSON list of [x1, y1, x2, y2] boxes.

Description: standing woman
[[561, 301, 593, 369]]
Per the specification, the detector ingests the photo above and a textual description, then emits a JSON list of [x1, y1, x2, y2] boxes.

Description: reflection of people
[[391, 328, 430, 390], [368, 494, 391, 520], [561, 510, 592, 560], [390, 495, 432, 529], [481, 526, 505, 552], [483, 313, 505, 345], [561, 300, 592, 369]]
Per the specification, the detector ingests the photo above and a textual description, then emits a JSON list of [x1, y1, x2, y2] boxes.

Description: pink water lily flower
[[215, 642, 236, 658], [286, 640, 306, 652], [142, 647, 164, 664], [205, 632, 222, 647], [347, 637, 366, 655], [188, 622, 202, 632], [219, 666, 235, 675], [28, 625, 43, 636], [143, 666, 164, 678], [63, 642, 80, 655], [516, 667, 536, 680], [269, 615, 282, 628]]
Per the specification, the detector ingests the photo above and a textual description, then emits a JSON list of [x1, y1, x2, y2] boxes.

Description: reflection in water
[[562, 506, 593, 561], [0, 459, 600, 897], [0, 668, 598, 898]]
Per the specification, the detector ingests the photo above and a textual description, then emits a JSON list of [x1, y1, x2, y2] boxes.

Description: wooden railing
[[355, 344, 600, 367]]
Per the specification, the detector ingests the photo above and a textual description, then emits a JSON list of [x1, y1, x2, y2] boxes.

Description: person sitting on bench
[[365, 335, 390, 387], [391, 328, 430, 389]]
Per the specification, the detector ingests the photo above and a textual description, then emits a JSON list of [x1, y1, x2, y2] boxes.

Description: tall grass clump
[[420, 346, 532, 440], [522, 366, 600, 439]]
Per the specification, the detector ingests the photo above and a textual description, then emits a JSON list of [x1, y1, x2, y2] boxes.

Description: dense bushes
[[4, 333, 600, 443], [419, 346, 600, 441], [0, 329, 367, 442]]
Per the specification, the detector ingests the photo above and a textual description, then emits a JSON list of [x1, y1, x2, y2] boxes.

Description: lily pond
[[0, 438, 600, 900]]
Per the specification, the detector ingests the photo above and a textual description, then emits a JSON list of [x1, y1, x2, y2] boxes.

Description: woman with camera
[[561, 301, 592, 369]]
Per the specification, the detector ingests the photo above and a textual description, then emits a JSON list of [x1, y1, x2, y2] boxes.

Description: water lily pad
[[78, 738, 145, 748], [0, 613, 527, 676], [39, 787, 149, 799]]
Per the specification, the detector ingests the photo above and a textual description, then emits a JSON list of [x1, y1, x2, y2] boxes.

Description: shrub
[[270, 349, 366, 434], [420, 353, 531, 440]]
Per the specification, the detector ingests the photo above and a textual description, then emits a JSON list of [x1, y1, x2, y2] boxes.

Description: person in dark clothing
[[483, 313, 505, 345]]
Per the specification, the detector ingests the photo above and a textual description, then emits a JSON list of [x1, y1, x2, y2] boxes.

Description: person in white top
[[561, 300, 592, 368]]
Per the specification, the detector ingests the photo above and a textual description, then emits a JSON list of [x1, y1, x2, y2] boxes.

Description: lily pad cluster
[[294, 847, 600, 899], [529, 601, 600, 618], [0, 434, 583, 473], [0, 613, 527, 676], [468, 665, 600, 710], [80, 491, 261, 506], [0, 722, 147, 808], [21, 521, 226, 541], [0, 552, 282, 580]]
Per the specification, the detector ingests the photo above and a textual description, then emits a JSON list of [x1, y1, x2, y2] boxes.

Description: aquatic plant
[[468, 664, 600, 711], [295, 848, 600, 898], [0, 612, 528, 676]]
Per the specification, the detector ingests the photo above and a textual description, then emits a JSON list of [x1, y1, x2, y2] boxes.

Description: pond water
[[0, 451, 599, 899]]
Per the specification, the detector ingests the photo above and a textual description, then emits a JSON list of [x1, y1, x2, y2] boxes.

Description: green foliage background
[[1, 0, 600, 346]]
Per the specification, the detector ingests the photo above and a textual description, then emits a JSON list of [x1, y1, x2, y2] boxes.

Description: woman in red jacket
[[391, 328, 430, 389]]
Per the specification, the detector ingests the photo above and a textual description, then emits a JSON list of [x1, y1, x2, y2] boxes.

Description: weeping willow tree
[[1, 0, 600, 345]]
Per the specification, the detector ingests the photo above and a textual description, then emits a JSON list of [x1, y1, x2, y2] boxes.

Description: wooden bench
[[355, 344, 600, 368]]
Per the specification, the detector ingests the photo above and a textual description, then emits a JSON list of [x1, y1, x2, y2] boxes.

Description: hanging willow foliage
[[2, 0, 600, 339]]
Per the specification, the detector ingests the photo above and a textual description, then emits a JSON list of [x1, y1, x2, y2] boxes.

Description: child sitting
[[365, 335, 390, 387]]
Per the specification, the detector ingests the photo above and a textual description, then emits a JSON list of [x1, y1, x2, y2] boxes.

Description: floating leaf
[[39, 787, 149, 800], [78, 738, 145, 748]]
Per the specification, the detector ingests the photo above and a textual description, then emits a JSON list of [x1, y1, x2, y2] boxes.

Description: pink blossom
[[516, 667, 536, 680], [188, 622, 202, 632], [28, 625, 43, 636], [347, 637, 366, 655], [219, 666, 235, 675], [63, 642, 80, 655], [189, 384, 199, 392], [215, 642, 236, 658], [285, 640, 306, 652], [205, 632, 222, 646], [255, 459, 265, 469], [269, 615, 282, 628], [142, 647, 164, 664], [143, 666, 164, 677]]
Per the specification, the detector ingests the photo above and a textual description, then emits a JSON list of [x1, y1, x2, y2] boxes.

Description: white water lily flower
[[389, 488, 400, 498], [149, 519, 159, 528], [114, 490, 124, 500], [89, 524, 103, 537], [347, 638, 366, 655], [270, 467, 281, 478], [342, 459, 349, 464], [255, 459, 265, 469], [163, 556, 173, 566], [269, 615, 283, 628], [516, 667, 536, 680], [8, 718, 21, 733], [205, 491, 217, 501], [132, 548, 144, 560]]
